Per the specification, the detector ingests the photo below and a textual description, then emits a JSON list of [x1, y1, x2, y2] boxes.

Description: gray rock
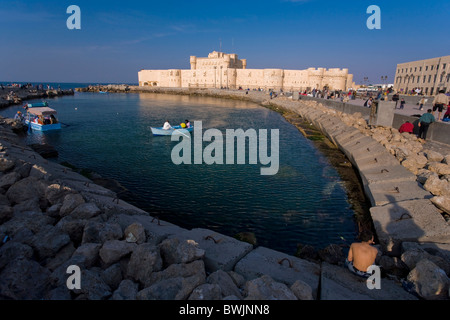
[[124, 222, 146, 244], [46, 203, 62, 218], [56, 216, 88, 244], [0, 241, 34, 269], [0, 205, 13, 223], [59, 193, 85, 217], [99, 240, 136, 266], [0, 171, 20, 190], [70, 202, 101, 219], [207, 269, 242, 299], [402, 248, 450, 276], [6, 176, 45, 205], [290, 279, 314, 300], [73, 268, 112, 300], [101, 263, 123, 291], [407, 259, 449, 300], [137, 261, 206, 300], [318, 244, 344, 265], [45, 242, 76, 272], [30, 224, 71, 260], [188, 283, 223, 300], [72, 243, 101, 268], [81, 221, 123, 244], [159, 238, 205, 266], [0, 257, 51, 299], [227, 271, 246, 289], [112, 279, 139, 300], [243, 275, 297, 300], [13, 160, 32, 179], [45, 286, 72, 300], [127, 243, 163, 285], [13, 197, 42, 215]]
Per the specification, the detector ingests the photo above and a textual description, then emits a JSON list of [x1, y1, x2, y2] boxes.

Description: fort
[[138, 51, 355, 92]]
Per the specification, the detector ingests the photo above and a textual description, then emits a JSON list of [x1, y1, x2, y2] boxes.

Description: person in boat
[[185, 120, 192, 128], [50, 114, 58, 124], [163, 120, 172, 130], [345, 229, 379, 278]]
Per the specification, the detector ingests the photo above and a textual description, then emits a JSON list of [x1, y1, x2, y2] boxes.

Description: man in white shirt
[[163, 120, 172, 130]]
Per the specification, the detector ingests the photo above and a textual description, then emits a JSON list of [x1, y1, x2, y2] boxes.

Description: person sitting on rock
[[398, 121, 414, 134], [345, 229, 379, 278]]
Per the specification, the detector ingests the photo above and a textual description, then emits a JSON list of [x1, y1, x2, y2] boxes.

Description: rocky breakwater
[[0, 86, 74, 109], [0, 116, 323, 301], [266, 97, 450, 300]]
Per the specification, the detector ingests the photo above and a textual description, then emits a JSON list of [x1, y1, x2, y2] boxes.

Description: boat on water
[[151, 125, 193, 136], [24, 102, 61, 131]]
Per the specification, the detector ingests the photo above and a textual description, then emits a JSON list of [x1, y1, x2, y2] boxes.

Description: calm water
[[1, 90, 358, 255]]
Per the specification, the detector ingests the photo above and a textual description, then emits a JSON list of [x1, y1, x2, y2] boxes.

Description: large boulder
[[243, 275, 297, 300], [99, 240, 136, 266], [137, 260, 206, 300], [407, 259, 449, 300], [127, 243, 163, 285], [427, 162, 450, 176], [0, 257, 51, 299], [159, 238, 205, 266], [424, 175, 450, 196], [112, 279, 139, 300]]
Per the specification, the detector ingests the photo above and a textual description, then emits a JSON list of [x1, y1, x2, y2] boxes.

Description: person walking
[[417, 109, 436, 140], [432, 90, 449, 121], [392, 93, 399, 108], [419, 97, 426, 111], [399, 98, 406, 109]]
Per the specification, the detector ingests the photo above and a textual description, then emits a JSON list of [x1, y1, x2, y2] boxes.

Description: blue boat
[[24, 102, 61, 131], [151, 125, 193, 136]]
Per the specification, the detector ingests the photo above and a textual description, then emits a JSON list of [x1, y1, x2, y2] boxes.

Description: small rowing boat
[[24, 102, 61, 131], [150, 125, 193, 136]]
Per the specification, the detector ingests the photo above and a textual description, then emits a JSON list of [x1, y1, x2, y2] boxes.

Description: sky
[[1, 0, 449, 85]]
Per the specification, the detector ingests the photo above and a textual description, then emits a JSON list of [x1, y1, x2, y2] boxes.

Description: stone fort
[[138, 51, 355, 91]]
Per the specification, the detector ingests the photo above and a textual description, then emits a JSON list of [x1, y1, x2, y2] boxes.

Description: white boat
[[150, 125, 193, 136], [24, 102, 61, 131]]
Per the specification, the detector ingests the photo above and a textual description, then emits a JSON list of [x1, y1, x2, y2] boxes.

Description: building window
[[447, 74, 450, 82], [420, 67, 422, 72], [426, 66, 428, 71], [430, 88, 434, 95], [437, 65, 439, 70], [431, 65, 434, 70], [415, 67, 417, 72], [428, 75, 432, 83], [410, 68, 412, 72], [434, 75, 437, 83], [423, 76, 426, 83], [425, 87, 428, 94], [443, 64, 447, 69]]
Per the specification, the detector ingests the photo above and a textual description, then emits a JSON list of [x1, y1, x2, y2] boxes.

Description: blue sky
[[1, 0, 449, 84]]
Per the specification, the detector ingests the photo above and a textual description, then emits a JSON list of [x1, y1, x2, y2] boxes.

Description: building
[[393, 55, 450, 95], [138, 51, 355, 91]]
